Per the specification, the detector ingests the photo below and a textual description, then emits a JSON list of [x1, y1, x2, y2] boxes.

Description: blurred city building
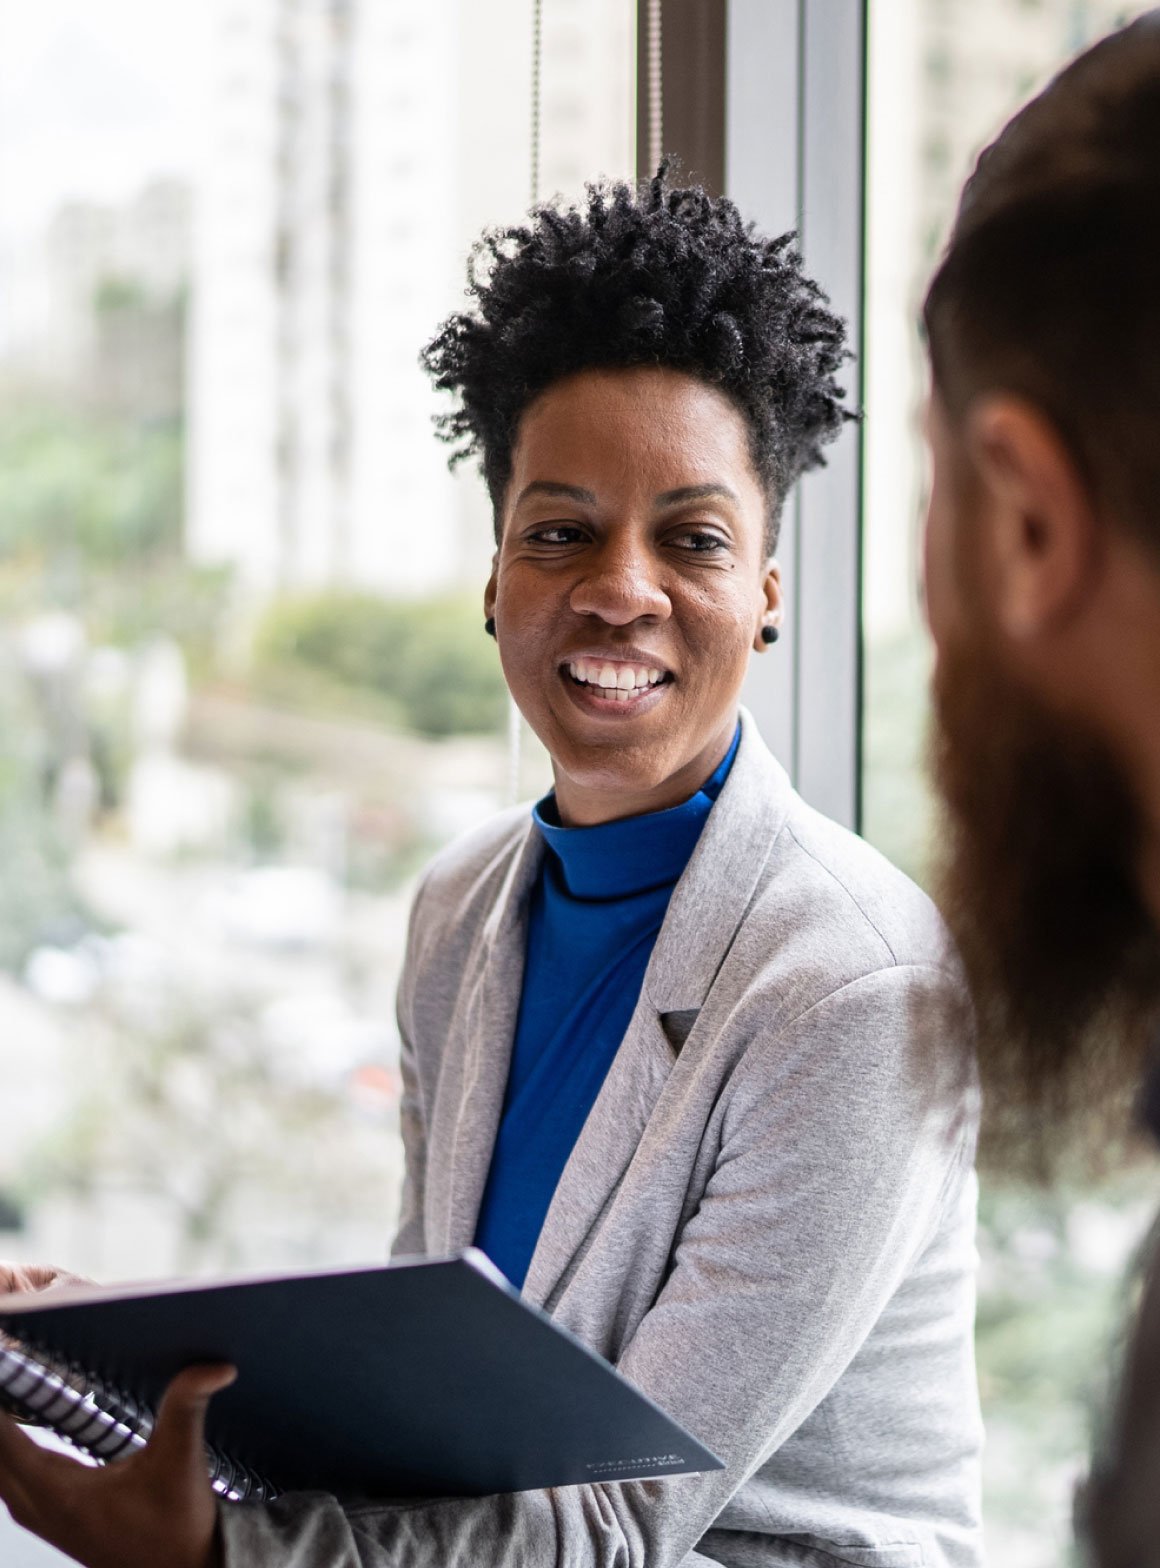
[[864, 0, 1138, 640], [187, 0, 633, 599], [1, 179, 189, 415]]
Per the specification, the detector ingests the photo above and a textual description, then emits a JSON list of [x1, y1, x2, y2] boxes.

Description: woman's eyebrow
[[514, 480, 598, 507], [654, 483, 739, 508]]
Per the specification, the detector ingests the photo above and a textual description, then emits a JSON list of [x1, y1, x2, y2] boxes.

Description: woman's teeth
[[566, 659, 666, 700]]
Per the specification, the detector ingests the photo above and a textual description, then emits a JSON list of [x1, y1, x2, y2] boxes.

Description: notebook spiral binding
[[0, 1336, 279, 1502]]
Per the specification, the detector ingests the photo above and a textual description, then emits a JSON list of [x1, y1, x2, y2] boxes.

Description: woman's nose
[[568, 538, 671, 625]]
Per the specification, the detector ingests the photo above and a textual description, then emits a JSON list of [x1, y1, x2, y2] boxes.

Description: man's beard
[[929, 634, 1160, 1172]]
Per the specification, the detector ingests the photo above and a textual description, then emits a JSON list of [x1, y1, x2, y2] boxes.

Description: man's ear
[[965, 396, 1099, 641], [752, 560, 784, 652], [484, 559, 498, 623]]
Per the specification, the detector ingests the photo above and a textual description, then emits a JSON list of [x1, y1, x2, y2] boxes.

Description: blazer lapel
[[434, 819, 544, 1254], [521, 1004, 675, 1310], [645, 709, 793, 1015], [522, 710, 794, 1310]]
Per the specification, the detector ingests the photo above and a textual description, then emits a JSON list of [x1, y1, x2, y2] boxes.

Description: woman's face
[[486, 366, 781, 825]]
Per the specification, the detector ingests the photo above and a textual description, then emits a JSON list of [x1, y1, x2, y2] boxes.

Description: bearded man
[[920, 11, 1160, 1564]]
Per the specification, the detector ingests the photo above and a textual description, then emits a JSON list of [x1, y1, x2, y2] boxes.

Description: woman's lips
[[558, 662, 672, 715], [564, 655, 669, 695]]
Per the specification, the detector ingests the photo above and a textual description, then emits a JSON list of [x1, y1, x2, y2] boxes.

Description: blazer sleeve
[[217, 960, 978, 1568], [388, 879, 430, 1262]]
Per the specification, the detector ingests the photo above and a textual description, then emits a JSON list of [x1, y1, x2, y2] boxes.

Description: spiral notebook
[[0, 1250, 721, 1503], [0, 1339, 272, 1500]]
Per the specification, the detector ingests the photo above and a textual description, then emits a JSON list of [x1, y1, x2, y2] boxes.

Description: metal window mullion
[[729, 0, 802, 779], [727, 0, 866, 830], [794, 0, 866, 830]]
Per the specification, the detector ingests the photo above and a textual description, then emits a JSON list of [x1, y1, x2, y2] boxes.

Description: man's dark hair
[[924, 11, 1160, 558], [422, 165, 853, 553]]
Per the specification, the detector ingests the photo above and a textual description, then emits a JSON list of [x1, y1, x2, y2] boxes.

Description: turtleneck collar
[[531, 724, 741, 901]]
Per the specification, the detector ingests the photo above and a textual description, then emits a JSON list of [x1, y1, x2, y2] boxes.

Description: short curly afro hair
[[421, 165, 854, 554]]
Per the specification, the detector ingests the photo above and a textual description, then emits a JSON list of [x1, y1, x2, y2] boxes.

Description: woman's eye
[[529, 524, 585, 545], [672, 530, 728, 553]]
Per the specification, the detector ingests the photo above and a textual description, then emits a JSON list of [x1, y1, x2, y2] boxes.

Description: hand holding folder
[[0, 1359, 236, 1568], [0, 1251, 721, 1566]]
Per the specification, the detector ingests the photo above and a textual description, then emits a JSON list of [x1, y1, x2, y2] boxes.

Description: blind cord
[[646, 0, 663, 176], [531, 0, 544, 205], [506, 0, 547, 803]]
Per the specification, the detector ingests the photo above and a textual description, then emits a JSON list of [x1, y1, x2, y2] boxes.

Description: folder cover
[[0, 1249, 722, 1501]]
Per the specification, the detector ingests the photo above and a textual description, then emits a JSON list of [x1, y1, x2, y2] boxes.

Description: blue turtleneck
[[473, 725, 741, 1289]]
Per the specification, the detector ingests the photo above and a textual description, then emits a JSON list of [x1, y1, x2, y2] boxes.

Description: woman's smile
[[559, 650, 674, 715]]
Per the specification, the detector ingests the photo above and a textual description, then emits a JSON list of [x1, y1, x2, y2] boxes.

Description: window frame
[[639, 0, 867, 831]]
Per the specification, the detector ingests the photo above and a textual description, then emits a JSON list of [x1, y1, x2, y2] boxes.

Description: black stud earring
[[485, 617, 497, 639], [760, 625, 780, 645]]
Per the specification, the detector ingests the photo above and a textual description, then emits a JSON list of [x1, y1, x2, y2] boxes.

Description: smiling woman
[[214, 169, 983, 1568], [0, 172, 983, 1568]]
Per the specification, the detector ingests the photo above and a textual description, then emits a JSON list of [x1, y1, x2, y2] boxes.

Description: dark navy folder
[[0, 1249, 722, 1500]]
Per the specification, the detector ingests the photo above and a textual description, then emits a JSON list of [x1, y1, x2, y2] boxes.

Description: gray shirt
[[219, 713, 984, 1568]]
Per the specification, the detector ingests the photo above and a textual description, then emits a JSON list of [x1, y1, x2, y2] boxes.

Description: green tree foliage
[[0, 401, 229, 669], [862, 627, 935, 888], [253, 591, 508, 738], [0, 665, 88, 972], [0, 408, 183, 567]]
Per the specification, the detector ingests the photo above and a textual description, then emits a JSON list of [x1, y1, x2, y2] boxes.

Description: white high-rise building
[[0, 178, 191, 392], [864, 0, 1149, 639], [188, 0, 633, 600]]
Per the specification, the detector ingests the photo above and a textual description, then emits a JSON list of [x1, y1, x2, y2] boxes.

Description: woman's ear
[[753, 560, 784, 652]]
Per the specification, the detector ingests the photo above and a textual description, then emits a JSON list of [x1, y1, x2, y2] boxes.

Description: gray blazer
[[220, 714, 983, 1568]]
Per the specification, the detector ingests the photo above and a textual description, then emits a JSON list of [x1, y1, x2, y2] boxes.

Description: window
[[862, 4, 1160, 1560]]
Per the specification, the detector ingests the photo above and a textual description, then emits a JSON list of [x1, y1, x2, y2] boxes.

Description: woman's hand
[[0, 1362, 235, 1568], [0, 1262, 93, 1295], [0, 1263, 97, 1379]]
